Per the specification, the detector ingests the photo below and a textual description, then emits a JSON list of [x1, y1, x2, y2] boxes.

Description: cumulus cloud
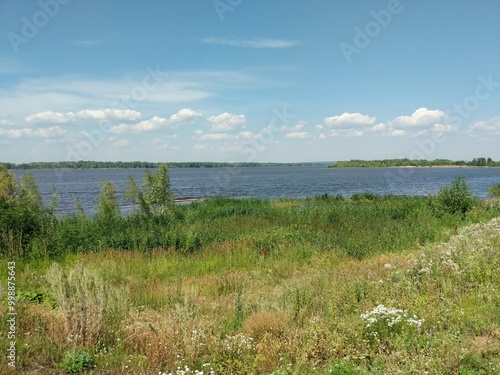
[[152, 138, 179, 151], [283, 121, 306, 132], [169, 108, 202, 123], [131, 116, 169, 132], [196, 132, 234, 141], [467, 117, 500, 136], [0, 126, 66, 138], [373, 109, 452, 137], [76, 109, 141, 122], [285, 131, 311, 139], [25, 111, 76, 124], [25, 108, 141, 124], [391, 107, 445, 127], [330, 129, 364, 137], [207, 112, 246, 132], [108, 108, 201, 134], [324, 112, 376, 127]]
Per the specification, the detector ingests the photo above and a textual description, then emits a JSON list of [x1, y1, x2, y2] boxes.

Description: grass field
[[1, 190, 500, 374]]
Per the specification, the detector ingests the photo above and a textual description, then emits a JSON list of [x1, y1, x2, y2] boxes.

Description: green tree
[[124, 164, 174, 215], [143, 164, 174, 213], [96, 181, 120, 219], [18, 172, 42, 208]]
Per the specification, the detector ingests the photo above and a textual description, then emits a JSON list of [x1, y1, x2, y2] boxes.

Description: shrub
[[488, 184, 500, 196], [434, 176, 477, 217], [60, 348, 94, 373], [46, 263, 129, 347]]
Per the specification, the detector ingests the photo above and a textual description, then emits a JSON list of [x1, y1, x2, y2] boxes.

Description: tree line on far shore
[[3, 161, 328, 170], [329, 157, 500, 168]]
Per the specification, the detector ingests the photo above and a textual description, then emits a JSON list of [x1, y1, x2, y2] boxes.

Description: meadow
[[1, 164, 499, 374]]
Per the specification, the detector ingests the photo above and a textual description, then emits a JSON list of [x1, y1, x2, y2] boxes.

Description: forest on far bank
[[3, 161, 328, 170], [329, 157, 500, 168]]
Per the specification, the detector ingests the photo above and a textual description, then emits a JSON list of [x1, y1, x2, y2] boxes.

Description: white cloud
[[391, 107, 445, 127], [108, 108, 201, 134], [467, 117, 500, 136], [0, 126, 66, 138], [207, 112, 246, 132], [24, 109, 142, 124], [372, 123, 389, 132], [197, 132, 234, 141], [330, 129, 364, 137], [25, 111, 76, 124], [109, 123, 130, 134], [239, 130, 255, 140], [431, 123, 456, 133], [169, 108, 202, 123], [76, 109, 141, 122], [318, 133, 326, 139], [372, 123, 406, 137], [200, 37, 300, 48], [324, 112, 376, 127], [411, 130, 429, 138], [285, 131, 311, 139], [315, 124, 323, 130], [152, 138, 179, 151], [388, 129, 407, 137], [283, 121, 306, 132], [0, 119, 14, 126], [131, 116, 169, 132]]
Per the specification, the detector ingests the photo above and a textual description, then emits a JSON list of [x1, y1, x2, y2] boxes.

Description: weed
[[60, 347, 94, 373]]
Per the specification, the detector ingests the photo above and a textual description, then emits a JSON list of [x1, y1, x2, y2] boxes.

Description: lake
[[12, 166, 500, 215]]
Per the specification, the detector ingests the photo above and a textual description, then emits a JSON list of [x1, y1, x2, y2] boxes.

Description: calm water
[[13, 166, 500, 215]]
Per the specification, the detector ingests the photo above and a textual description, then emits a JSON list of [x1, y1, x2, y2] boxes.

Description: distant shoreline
[[329, 158, 500, 168]]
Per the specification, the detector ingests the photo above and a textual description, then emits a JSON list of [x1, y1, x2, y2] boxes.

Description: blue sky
[[1, 0, 499, 163]]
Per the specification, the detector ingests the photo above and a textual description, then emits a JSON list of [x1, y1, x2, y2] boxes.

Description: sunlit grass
[[1, 196, 500, 373]]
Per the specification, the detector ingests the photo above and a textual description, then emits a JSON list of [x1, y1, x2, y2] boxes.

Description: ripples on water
[[13, 166, 500, 215]]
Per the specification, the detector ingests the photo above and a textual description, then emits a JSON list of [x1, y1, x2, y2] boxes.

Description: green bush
[[488, 184, 500, 196], [434, 176, 477, 217], [60, 348, 94, 373]]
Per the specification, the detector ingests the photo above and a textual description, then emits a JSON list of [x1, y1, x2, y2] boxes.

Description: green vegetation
[[330, 157, 500, 168], [1, 164, 500, 374], [60, 348, 94, 373], [434, 176, 479, 217], [3, 160, 328, 170], [489, 184, 500, 196]]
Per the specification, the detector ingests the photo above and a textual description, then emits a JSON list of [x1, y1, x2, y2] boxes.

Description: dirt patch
[[473, 328, 500, 353], [482, 197, 500, 206]]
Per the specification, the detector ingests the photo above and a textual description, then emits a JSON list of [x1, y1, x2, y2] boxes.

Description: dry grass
[[242, 311, 288, 341], [45, 263, 128, 347]]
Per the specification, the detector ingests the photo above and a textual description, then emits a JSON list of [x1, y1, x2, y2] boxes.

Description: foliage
[[142, 163, 175, 214], [125, 163, 174, 215], [96, 181, 120, 220], [329, 157, 500, 168], [488, 184, 500, 196], [4, 160, 326, 169], [434, 176, 478, 217], [0, 162, 18, 201], [3, 215, 500, 373], [60, 347, 94, 373]]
